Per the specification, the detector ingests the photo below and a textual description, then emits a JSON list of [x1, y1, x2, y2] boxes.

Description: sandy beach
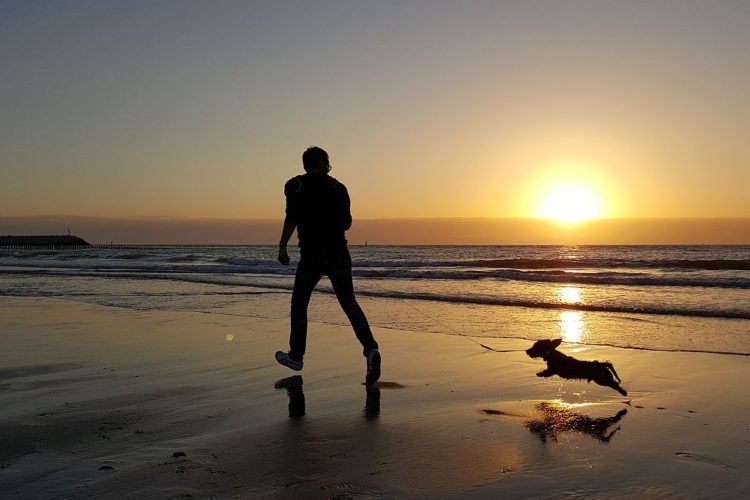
[[4, 0, 750, 497], [0, 296, 747, 499], [5, 0, 750, 496]]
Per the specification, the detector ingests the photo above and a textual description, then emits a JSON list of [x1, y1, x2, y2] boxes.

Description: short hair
[[302, 146, 329, 171]]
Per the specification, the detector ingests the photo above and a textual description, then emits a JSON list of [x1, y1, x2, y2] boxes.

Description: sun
[[536, 181, 603, 224]]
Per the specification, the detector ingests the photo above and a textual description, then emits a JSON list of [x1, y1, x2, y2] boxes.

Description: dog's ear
[[551, 338, 563, 348]]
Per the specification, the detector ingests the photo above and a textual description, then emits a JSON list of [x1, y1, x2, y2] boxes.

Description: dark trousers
[[289, 246, 378, 361]]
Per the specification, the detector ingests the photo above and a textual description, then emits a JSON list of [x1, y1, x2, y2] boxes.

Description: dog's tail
[[604, 361, 622, 382]]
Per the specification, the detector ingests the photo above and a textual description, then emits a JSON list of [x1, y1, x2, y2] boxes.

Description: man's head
[[302, 146, 331, 173]]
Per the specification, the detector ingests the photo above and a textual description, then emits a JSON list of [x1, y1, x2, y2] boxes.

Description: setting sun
[[536, 182, 604, 224]]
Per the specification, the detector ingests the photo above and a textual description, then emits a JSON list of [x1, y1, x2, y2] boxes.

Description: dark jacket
[[284, 173, 352, 250]]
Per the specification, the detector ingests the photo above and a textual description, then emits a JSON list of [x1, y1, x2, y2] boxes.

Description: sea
[[1, 245, 749, 356]]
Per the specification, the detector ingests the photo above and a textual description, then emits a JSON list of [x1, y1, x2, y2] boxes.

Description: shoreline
[[1, 297, 749, 498]]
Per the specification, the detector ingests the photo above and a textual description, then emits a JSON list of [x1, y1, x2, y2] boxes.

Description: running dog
[[526, 338, 627, 396]]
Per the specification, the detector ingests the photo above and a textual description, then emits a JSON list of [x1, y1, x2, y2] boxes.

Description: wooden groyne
[[0, 235, 90, 250], [0, 236, 156, 251]]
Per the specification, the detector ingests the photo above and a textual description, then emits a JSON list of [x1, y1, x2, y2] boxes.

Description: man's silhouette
[[275, 146, 381, 386]]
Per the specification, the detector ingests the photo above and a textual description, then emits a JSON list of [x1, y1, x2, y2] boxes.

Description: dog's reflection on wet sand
[[484, 400, 627, 444], [525, 401, 627, 443]]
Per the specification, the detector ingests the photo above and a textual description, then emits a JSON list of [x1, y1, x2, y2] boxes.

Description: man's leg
[[289, 256, 324, 361], [327, 248, 378, 356]]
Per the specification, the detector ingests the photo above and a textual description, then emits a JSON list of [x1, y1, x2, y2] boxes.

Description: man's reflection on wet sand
[[364, 387, 380, 419], [274, 376, 383, 419], [274, 375, 305, 418]]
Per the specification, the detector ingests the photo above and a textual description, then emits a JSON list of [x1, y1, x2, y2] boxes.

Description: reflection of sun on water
[[557, 286, 585, 342], [559, 311, 584, 343], [546, 399, 595, 410], [559, 286, 582, 304]]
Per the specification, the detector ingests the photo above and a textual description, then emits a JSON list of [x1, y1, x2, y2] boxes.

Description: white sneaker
[[275, 351, 303, 371]]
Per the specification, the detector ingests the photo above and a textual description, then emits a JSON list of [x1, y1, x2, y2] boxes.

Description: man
[[275, 146, 381, 386]]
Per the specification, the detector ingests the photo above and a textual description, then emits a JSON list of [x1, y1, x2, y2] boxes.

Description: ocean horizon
[[3, 216, 750, 245]]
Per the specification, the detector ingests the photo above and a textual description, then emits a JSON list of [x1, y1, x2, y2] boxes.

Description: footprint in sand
[[674, 451, 731, 469]]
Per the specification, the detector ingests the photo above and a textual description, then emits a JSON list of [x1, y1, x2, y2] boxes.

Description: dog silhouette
[[526, 339, 627, 396]]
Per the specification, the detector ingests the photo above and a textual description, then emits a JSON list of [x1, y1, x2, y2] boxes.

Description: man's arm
[[277, 222, 295, 265], [340, 185, 352, 231], [279, 177, 301, 265]]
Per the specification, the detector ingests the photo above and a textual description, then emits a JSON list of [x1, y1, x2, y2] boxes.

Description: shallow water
[[1, 245, 749, 354]]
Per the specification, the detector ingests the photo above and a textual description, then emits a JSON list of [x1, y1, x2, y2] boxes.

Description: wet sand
[[1, 297, 749, 499]]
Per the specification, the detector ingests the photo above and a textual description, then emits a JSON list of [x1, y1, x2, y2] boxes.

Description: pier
[[1, 236, 149, 251], [0, 235, 90, 250]]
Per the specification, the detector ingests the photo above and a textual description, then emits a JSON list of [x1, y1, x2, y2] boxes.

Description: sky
[[2, 1, 749, 243]]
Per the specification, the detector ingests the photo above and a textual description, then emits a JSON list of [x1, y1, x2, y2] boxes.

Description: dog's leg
[[604, 362, 622, 382], [593, 369, 628, 396], [537, 369, 554, 377], [608, 382, 627, 396]]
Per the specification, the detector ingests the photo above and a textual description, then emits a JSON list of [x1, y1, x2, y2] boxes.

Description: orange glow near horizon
[[536, 181, 605, 224], [516, 156, 616, 223]]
